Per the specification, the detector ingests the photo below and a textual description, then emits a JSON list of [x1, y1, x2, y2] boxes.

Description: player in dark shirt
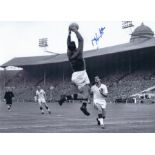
[[58, 23, 90, 116], [4, 87, 14, 111]]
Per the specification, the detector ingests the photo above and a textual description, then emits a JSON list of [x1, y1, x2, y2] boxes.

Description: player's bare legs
[[96, 104, 106, 128], [7, 104, 12, 111], [58, 83, 90, 116], [37, 101, 45, 114], [78, 85, 90, 116], [42, 102, 51, 114]]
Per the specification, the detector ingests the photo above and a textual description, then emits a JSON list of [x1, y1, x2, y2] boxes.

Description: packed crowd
[[1, 69, 155, 103]]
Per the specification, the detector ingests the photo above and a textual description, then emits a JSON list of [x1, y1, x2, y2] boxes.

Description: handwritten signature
[[92, 27, 105, 46]]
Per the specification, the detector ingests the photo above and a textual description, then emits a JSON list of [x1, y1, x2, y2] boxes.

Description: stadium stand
[[1, 69, 155, 104]]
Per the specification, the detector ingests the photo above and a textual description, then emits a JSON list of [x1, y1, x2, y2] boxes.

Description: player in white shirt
[[90, 76, 108, 128], [36, 86, 51, 114]]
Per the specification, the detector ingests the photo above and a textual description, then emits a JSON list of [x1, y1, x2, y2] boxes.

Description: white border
[[0, 0, 155, 155]]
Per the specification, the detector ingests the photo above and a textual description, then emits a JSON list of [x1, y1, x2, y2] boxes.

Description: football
[[69, 22, 79, 31]]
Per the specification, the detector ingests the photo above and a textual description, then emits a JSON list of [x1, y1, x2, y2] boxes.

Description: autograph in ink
[[92, 27, 105, 46]]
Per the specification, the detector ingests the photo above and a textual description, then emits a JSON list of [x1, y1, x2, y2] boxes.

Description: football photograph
[[0, 21, 155, 133]]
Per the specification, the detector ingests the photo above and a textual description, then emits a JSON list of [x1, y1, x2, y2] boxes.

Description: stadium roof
[[1, 37, 155, 68]]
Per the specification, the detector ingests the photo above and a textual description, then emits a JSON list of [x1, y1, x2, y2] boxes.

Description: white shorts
[[38, 98, 46, 104], [71, 70, 90, 89], [94, 99, 107, 111]]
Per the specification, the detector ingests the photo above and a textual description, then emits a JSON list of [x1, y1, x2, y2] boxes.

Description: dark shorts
[[6, 100, 12, 105]]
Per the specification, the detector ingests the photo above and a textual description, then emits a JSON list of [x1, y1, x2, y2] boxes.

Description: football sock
[[45, 105, 49, 109], [80, 102, 90, 116], [98, 114, 104, 125]]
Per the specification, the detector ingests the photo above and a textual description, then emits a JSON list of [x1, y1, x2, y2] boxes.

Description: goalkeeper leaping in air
[[58, 23, 90, 116]]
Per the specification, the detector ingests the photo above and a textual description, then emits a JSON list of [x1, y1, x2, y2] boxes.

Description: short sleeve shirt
[[91, 84, 108, 103], [36, 89, 46, 99]]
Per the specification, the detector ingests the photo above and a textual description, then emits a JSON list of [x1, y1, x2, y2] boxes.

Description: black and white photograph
[[1, 1, 155, 155], [0, 21, 155, 133]]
